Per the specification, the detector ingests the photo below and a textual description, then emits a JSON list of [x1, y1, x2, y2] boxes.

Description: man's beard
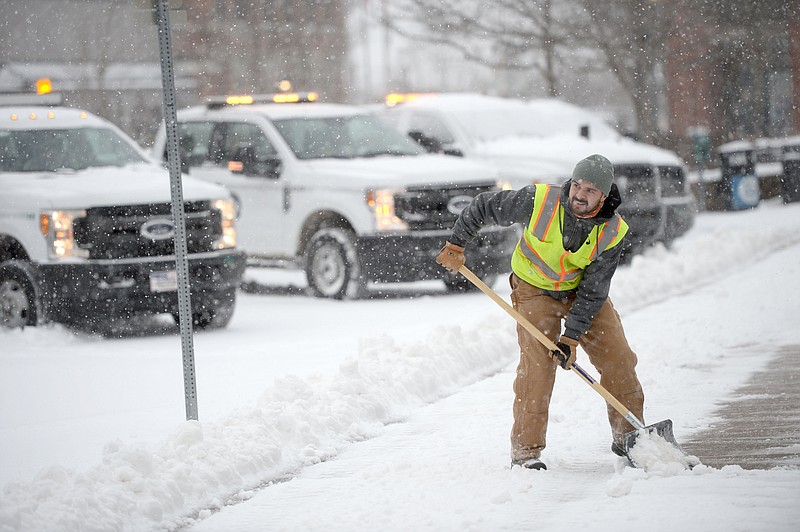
[[570, 197, 590, 215], [570, 197, 603, 218]]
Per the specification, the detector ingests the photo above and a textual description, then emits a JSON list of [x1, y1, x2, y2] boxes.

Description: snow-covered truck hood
[[294, 153, 500, 189], [1, 163, 232, 211], [473, 135, 686, 186]]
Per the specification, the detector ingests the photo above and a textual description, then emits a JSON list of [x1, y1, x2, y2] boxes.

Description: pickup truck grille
[[658, 165, 687, 198], [394, 181, 498, 231], [73, 201, 221, 260], [614, 164, 658, 207]]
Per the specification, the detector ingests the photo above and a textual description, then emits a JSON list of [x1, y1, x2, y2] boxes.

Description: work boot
[[611, 442, 627, 457], [511, 458, 547, 470], [612, 442, 635, 468]]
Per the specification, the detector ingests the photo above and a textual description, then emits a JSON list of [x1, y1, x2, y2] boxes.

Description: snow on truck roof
[[385, 92, 683, 168], [181, 101, 366, 121], [189, 103, 368, 120], [180, 92, 367, 121], [386, 92, 621, 143]]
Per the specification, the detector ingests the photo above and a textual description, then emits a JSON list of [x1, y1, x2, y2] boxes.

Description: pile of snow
[[0, 324, 518, 531], [626, 430, 700, 474]]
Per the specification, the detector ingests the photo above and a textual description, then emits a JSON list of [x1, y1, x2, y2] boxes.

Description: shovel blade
[[623, 419, 697, 469]]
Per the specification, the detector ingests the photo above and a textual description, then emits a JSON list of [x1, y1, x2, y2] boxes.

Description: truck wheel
[[443, 273, 497, 293], [305, 228, 367, 299], [192, 304, 235, 330], [173, 294, 236, 331], [0, 262, 41, 328]]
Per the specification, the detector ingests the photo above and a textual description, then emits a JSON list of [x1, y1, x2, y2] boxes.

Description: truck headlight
[[366, 189, 408, 231], [212, 198, 237, 249], [40, 209, 89, 259]]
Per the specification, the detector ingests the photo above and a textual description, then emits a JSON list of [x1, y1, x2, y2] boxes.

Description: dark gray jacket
[[449, 180, 626, 340]]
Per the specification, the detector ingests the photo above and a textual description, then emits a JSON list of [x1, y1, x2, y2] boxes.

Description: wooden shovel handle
[[458, 266, 558, 350], [458, 265, 645, 430]]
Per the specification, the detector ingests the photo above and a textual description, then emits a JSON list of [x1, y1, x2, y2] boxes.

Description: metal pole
[[155, 0, 198, 421], [697, 164, 706, 211]]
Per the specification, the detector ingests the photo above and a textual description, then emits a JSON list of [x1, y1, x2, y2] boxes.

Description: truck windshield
[[0, 128, 148, 172], [272, 114, 424, 160]]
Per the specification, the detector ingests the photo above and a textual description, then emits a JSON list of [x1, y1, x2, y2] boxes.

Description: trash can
[[782, 137, 800, 204], [717, 141, 760, 210]]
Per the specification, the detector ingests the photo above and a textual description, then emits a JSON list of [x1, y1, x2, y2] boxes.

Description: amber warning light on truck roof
[[36, 78, 53, 95], [207, 92, 319, 109], [384, 93, 435, 107]]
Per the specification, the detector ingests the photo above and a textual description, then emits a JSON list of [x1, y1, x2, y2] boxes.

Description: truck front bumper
[[37, 250, 246, 324], [662, 199, 696, 244], [618, 204, 665, 255], [357, 226, 519, 283]]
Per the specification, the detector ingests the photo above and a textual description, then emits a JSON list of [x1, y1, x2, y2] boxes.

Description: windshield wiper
[[359, 149, 410, 158]]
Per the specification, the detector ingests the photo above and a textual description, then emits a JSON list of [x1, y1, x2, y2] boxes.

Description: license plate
[[150, 270, 178, 293]]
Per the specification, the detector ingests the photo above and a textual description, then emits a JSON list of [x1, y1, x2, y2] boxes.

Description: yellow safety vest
[[511, 184, 628, 291]]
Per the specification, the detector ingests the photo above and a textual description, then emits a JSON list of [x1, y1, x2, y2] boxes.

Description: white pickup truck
[[152, 93, 517, 298], [382, 93, 697, 258], [0, 94, 245, 332]]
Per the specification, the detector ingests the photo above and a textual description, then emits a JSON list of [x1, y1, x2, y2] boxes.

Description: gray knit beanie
[[572, 154, 614, 195]]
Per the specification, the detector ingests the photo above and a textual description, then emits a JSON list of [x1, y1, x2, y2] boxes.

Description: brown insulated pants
[[509, 274, 644, 461]]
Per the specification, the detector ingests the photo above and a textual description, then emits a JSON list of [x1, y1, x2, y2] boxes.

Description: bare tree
[[383, 0, 680, 140], [576, 1, 677, 142], [383, 0, 577, 97]]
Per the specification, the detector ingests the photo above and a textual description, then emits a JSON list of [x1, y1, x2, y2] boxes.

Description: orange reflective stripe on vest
[[590, 214, 625, 261], [531, 186, 561, 240]]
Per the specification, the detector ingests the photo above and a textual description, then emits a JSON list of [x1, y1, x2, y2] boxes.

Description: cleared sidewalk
[[684, 345, 800, 470]]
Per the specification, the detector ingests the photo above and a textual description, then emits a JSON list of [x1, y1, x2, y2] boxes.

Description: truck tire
[[191, 304, 235, 330], [304, 228, 367, 299], [173, 293, 236, 330], [0, 261, 42, 328], [443, 273, 497, 293]]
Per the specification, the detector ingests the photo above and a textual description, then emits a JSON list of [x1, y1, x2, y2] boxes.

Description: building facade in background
[[665, 0, 798, 162], [171, 0, 348, 102]]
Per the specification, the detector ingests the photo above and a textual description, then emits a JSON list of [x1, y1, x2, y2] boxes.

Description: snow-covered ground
[[2, 199, 800, 531]]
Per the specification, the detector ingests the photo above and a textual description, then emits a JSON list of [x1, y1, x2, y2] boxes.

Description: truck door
[[178, 121, 285, 256]]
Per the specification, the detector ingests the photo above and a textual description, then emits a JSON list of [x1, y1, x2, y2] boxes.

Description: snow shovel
[[457, 265, 694, 467]]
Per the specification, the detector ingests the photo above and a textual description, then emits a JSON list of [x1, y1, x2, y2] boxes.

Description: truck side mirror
[[160, 135, 194, 175], [230, 146, 282, 178], [408, 130, 463, 157], [408, 130, 443, 153], [179, 142, 192, 175]]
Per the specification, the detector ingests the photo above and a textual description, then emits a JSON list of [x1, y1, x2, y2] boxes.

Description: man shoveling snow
[[436, 154, 691, 471]]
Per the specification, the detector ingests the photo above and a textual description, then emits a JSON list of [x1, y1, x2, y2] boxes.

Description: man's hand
[[549, 336, 578, 370], [435, 241, 465, 273]]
